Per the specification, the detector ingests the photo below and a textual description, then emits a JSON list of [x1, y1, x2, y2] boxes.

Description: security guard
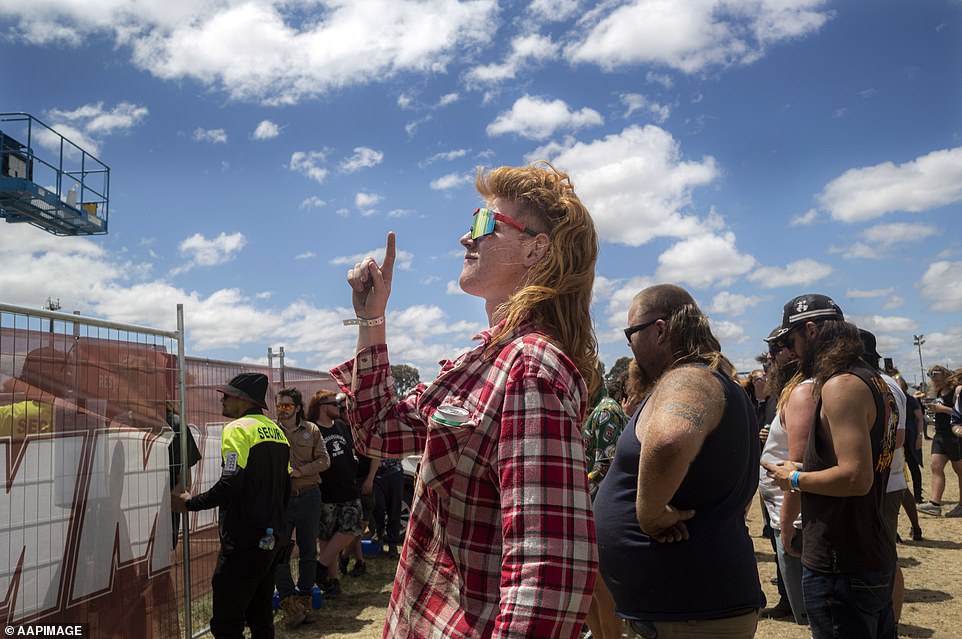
[[173, 372, 290, 639]]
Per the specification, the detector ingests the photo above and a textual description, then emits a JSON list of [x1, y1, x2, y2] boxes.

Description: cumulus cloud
[[528, 0, 580, 21], [8, 1, 498, 105], [339, 147, 384, 173], [355, 192, 383, 212], [252, 120, 280, 139], [847, 287, 895, 299], [566, 0, 830, 73], [192, 128, 228, 144], [818, 147, 962, 222], [171, 232, 246, 275], [919, 261, 962, 312], [300, 196, 327, 209], [620, 93, 670, 122], [487, 95, 603, 140], [465, 33, 559, 86], [430, 172, 473, 190], [37, 101, 149, 156], [420, 149, 469, 167], [850, 315, 919, 334], [790, 208, 819, 226], [830, 222, 940, 260], [653, 232, 756, 289], [531, 125, 719, 245], [289, 150, 328, 183], [710, 291, 765, 316], [747, 258, 833, 288]]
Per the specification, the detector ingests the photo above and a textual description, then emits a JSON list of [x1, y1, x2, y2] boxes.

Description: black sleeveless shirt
[[801, 364, 897, 573], [593, 367, 763, 621]]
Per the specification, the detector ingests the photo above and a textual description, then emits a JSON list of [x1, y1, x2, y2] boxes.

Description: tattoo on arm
[[663, 401, 705, 431]]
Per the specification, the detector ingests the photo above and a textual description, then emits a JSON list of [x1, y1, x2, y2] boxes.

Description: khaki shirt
[[282, 418, 330, 494]]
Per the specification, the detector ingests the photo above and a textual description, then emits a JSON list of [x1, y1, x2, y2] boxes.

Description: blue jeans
[[275, 486, 321, 598], [773, 528, 806, 624], [802, 566, 895, 639]]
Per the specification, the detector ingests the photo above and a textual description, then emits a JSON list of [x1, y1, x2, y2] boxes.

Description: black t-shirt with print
[[319, 417, 360, 503]]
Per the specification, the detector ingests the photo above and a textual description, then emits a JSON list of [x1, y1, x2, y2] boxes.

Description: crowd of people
[[171, 162, 961, 639]]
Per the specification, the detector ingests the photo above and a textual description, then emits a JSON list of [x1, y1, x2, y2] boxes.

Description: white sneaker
[[918, 501, 942, 517]]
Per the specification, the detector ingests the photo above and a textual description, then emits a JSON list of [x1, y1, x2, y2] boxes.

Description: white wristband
[[343, 316, 385, 327]]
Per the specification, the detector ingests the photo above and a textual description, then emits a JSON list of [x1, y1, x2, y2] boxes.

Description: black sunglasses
[[624, 317, 664, 344]]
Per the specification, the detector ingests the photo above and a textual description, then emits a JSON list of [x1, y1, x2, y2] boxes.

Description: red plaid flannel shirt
[[330, 319, 597, 638]]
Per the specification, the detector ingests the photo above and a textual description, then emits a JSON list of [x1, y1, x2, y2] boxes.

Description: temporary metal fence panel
[[0, 303, 181, 638], [0, 303, 339, 638]]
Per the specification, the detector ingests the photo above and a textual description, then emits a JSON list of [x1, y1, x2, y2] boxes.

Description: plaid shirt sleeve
[[329, 343, 428, 458], [494, 338, 597, 638]]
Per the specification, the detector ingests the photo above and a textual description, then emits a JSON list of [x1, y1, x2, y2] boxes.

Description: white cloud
[[295, 251, 315, 260], [654, 232, 756, 289], [339, 147, 384, 173], [747, 258, 833, 288], [850, 315, 919, 334], [9, 1, 498, 105], [446, 280, 466, 295], [437, 92, 459, 107], [486, 95, 603, 140], [329, 247, 414, 271], [620, 93, 670, 122], [531, 124, 719, 245], [397, 93, 414, 109], [790, 208, 819, 226], [430, 172, 473, 190], [300, 196, 327, 209], [252, 120, 280, 140], [528, 0, 580, 21], [465, 33, 559, 86], [38, 101, 149, 156], [818, 147, 962, 222], [192, 127, 228, 144], [860, 222, 939, 248], [566, 0, 830, 73], [709, 291, 765, 316], [847, 287, 895, 299], [831, 222, 940, 261], [918, 261, 962, 312], [171, 232, 246, 275], [710, 319, 748, 344], [289, 150, 328, 183], [420, 149, 469, 167], [355, 192, 383, 212]]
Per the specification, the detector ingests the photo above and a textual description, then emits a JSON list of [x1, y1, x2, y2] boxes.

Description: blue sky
[[1, 0, 960, 387]]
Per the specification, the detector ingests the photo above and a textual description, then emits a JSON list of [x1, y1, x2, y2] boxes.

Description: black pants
[[373, 470, 405, 544], [903, 442, 924, 502], [210, 546, 279, 639]]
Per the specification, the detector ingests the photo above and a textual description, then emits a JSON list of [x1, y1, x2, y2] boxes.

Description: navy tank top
[[593, 367, 764, 621]]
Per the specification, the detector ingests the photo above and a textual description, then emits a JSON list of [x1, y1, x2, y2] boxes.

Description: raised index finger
[[380, 232, 396, 280]]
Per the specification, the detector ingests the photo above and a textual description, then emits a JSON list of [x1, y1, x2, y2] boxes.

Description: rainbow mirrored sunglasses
[[470, 207, 539, 240]]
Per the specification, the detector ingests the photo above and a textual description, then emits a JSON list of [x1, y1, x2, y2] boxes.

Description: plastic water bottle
[[258, 527, 275, 551]]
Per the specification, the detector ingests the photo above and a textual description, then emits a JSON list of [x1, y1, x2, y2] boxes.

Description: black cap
[[772, 293, 844, 340], [218, 372, 268, 408], [859, 328, 881, 361]]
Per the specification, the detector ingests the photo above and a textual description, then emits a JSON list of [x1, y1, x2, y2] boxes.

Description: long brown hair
[[475, 162, 599, 394], [634, 284, 735, 378], [800, 320, 863, 400]]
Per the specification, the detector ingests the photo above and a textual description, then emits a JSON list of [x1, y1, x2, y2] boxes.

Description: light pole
[[913, 334, 925, 393]]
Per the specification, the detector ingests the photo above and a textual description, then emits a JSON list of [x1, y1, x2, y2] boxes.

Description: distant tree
[[391, 364, 421, 397], [606, 356, 632, 383]]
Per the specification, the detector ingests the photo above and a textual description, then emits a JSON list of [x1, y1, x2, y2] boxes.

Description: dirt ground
[[275, 439, 962, 638]]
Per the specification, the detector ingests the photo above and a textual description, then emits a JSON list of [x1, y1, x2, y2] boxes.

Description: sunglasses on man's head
[[927, 370, 946, 378], [470, 207, 539, 240]]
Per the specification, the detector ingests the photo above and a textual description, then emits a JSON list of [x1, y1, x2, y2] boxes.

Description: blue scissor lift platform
[[0, 113, 109, 236]]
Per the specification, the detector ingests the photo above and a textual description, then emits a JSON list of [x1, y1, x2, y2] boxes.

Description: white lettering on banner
[[0, 435, 84, 621], [190, 423, 225, 531], [70, 428, 172, 600]]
